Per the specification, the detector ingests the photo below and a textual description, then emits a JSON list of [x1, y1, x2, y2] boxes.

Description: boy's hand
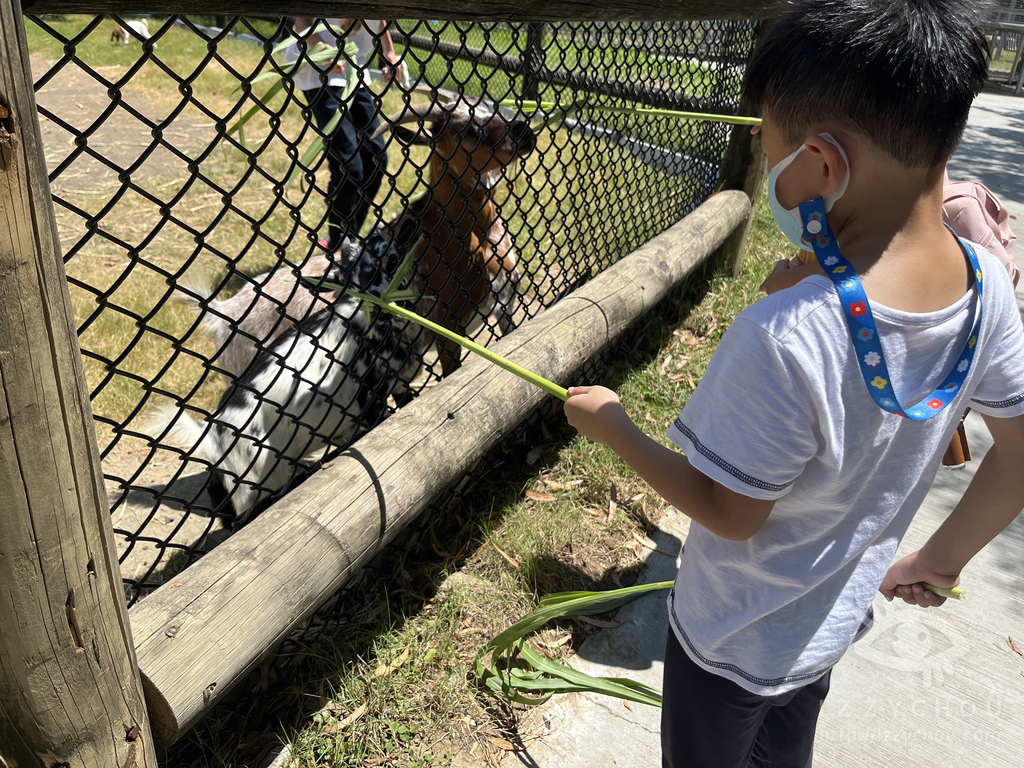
[[563, 386, 635, 447], [760, 253, 825, 294], [879, 551, 960, 608]]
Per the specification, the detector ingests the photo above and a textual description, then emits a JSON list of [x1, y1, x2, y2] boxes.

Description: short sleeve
[[969, 270, 1024, 418], [667, 316, 820, 500]]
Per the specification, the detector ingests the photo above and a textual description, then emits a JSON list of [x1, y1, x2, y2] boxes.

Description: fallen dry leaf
[[321, 702, 368, 734], [491, 542, 521, 571], [632, 532, 679, 558], [374, 646, 410, 677], [488, 736, 516, 752], [537, 632, 573, 649], [1008, 637, 1023, 658], [607, 482, 619, 523], [526, 490, 556, 502], [675, 329, 701, 346]]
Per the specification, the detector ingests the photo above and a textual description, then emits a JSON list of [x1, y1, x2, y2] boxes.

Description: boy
[[563, 1, 1024, 766]]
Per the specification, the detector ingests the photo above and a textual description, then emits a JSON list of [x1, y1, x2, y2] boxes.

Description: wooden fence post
[[713, 21, 768, 277], [0, 3, 158, 767]]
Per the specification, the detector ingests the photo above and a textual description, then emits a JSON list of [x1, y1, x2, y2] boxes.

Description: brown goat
[[373, 89, 537, 376], [176, 89, 534, 380]]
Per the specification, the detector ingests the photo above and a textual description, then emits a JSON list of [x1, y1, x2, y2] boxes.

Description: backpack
[[941, 175, 1019, 467], [943, 175, 1019, 287]]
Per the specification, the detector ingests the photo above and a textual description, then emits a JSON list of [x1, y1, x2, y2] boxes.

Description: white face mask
[[766, 132, 850, 250]]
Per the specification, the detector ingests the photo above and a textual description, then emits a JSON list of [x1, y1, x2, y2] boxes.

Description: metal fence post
[[0, 3, 158, 766], [523, 22, 546, 102]]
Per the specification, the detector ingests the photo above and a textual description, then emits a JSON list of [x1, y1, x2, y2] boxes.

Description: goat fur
[[111, 18, 150, 44], [149, 239, 427, 523], [175, 250, 339, 377]]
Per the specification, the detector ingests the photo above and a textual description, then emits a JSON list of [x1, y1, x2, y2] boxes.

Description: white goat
[[148, 236, 427, 523], [111, 18, 150, 45]]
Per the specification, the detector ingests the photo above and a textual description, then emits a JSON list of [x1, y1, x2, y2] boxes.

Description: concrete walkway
[[520, 86, 1024, 767]]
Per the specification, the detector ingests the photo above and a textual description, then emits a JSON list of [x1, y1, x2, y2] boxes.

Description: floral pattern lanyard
[[799, 198, 983, 421]]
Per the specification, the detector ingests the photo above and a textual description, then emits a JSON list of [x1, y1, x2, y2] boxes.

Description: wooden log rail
[[128, 189, 751, 747], [21, 0, 782, 21]]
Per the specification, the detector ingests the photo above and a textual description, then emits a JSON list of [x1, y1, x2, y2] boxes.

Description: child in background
[[564, 1, 1024, 766], [286, 19, 401, 250]]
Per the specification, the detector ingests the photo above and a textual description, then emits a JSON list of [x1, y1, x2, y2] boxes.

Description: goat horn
[[412, 83, 461, 106], [371, 99, 453, 140]]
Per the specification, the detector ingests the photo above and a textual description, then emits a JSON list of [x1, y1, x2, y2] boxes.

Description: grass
[[988, 45, 1022, 76], [162, 191, 795, 767], [27, 14, 721, 435], [395, 19, 742, 90]]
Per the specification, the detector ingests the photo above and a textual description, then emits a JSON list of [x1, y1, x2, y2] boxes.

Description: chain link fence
[[26, 13, 757, 604]]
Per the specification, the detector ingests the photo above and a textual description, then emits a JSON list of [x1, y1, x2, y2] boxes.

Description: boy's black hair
[[745, 0, 990, 167]]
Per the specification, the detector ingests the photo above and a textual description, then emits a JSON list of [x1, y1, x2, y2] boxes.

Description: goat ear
[[389, 124, 435, 147]]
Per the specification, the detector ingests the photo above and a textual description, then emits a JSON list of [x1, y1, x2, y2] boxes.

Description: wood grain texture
[[0, 2, 157, 766], [21, 0, 782, 21], [128, 190, 751, 746]]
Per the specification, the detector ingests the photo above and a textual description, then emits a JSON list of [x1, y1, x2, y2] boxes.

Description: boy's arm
[[880, 411, 1024, 606], [564, 386, 774, 540]]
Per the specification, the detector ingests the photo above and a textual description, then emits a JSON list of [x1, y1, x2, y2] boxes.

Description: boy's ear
[[803, 135, 849, 199]]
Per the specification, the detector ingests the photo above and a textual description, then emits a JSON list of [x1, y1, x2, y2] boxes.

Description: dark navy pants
[[303, 84, 387, 248], [661, 629, 832, 768]]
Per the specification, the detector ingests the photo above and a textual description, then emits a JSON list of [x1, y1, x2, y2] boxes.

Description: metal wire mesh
[[26, 13, 757, 604]]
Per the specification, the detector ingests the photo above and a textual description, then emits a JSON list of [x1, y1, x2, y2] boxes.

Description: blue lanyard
[[799, 199, 983, 421]]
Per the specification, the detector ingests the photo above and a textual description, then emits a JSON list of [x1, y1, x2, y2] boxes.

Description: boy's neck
[[827, 158, 971, 312]]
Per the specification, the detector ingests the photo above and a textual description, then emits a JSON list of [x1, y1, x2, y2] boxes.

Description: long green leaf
[[473, 581, 672, 707], [338, 290, 569, 401], [499, 98, 762, 127]]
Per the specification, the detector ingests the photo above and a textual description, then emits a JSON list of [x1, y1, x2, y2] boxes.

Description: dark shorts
[[661, 630, 832, 768], [302, 84, 387, 243]]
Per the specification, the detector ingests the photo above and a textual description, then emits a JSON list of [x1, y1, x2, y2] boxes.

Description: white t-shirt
[[666, 241, 1024, 696], [283, 19, 381, 92]]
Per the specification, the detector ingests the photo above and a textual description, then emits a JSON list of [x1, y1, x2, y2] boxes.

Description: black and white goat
[[148, 235, 427, 523], [175, 227, 415, 377]]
